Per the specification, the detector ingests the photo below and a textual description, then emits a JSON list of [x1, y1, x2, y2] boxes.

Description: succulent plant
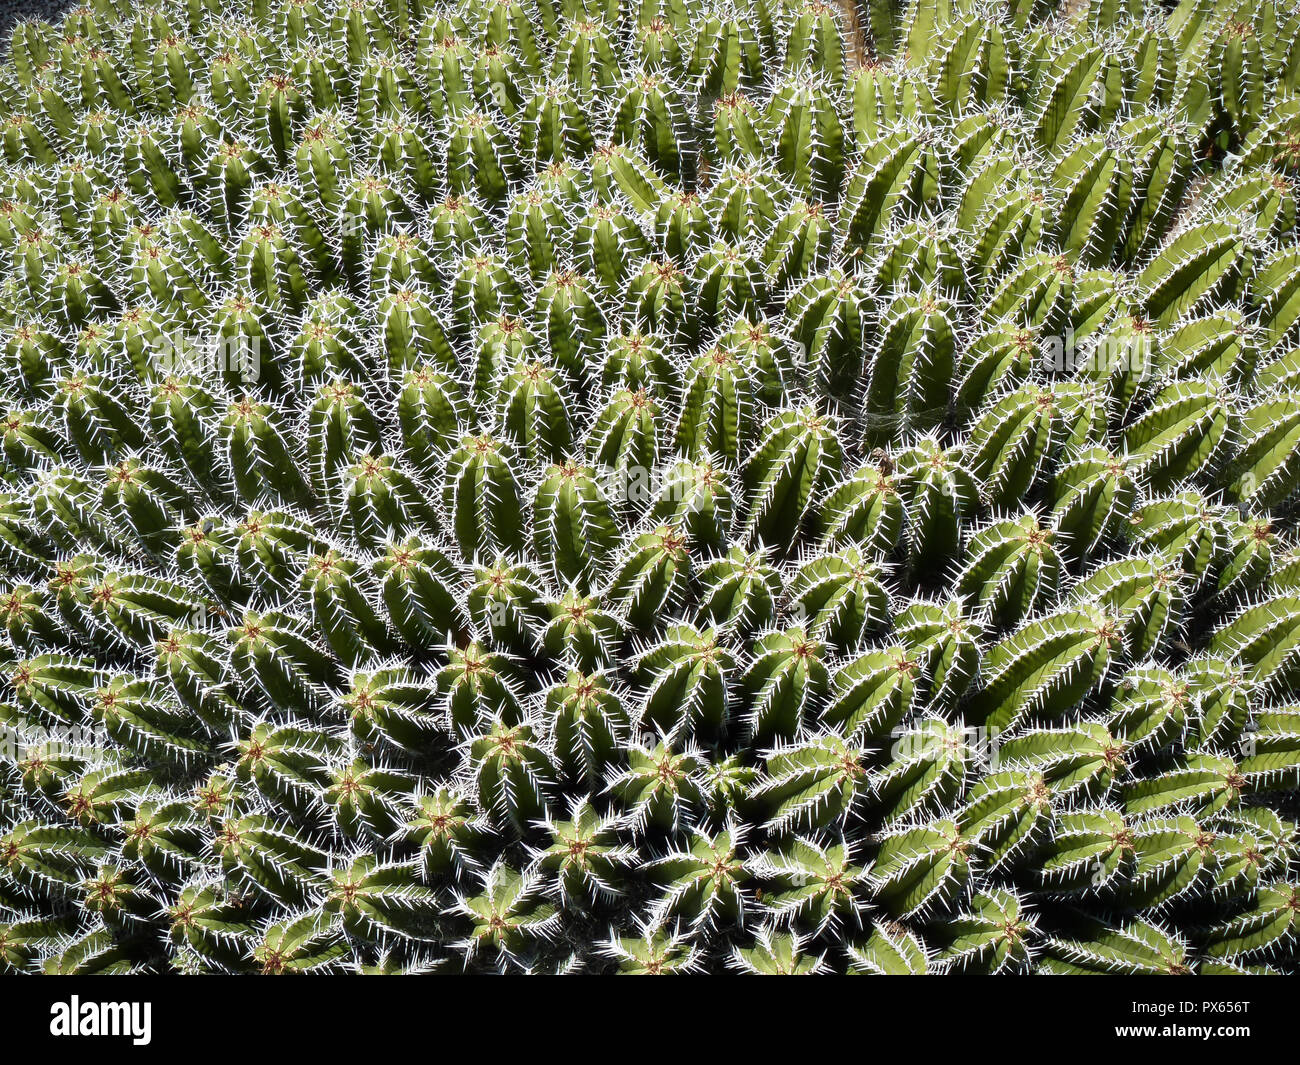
[[0, 0, 1299, 976]]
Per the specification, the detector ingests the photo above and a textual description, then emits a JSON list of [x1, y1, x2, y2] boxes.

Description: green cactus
[[0, 0, 1298, 979]]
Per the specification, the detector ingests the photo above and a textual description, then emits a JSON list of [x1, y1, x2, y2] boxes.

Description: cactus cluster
[[1, 0, 1299, 975]]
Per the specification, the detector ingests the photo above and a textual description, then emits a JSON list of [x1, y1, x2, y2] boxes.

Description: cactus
[[0, 0, 1297, 978]]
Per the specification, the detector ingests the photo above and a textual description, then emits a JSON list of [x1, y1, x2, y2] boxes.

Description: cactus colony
[[0, 0, 1299, 976]]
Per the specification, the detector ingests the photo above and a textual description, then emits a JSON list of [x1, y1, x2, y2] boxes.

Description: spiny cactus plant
[[1, 0, 1299, 975]]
